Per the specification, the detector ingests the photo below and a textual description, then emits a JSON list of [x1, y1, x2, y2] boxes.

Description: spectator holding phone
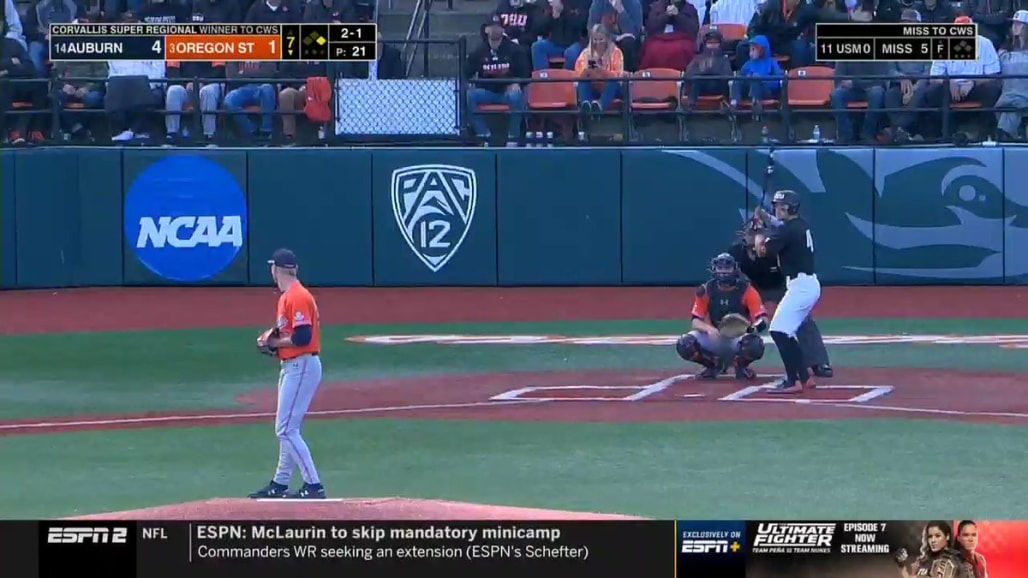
[[574, 23, 625, 114], [585, 0, 642, 71]]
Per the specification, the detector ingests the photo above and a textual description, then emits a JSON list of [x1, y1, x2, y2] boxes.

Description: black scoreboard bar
[[815, 22, 978, 61]]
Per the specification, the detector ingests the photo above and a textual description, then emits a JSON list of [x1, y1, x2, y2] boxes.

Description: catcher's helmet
[[710, 252, 740, 284], [771, 189, 801, 214]]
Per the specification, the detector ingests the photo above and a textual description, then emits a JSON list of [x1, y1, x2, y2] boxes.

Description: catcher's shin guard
[[676, 334, 719, 368], [733, 333, 765, 368]]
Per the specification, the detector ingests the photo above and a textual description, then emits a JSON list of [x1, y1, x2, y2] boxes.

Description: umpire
[[727, 226, 834, 378]]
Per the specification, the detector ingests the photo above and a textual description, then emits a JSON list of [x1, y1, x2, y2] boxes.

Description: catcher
[[895, 521, 975, 578], [676, 253, 769, 380]]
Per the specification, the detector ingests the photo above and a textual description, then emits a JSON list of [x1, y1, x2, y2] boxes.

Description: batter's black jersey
[[763, 217, 816, 278], [727, 242, 785, 292]]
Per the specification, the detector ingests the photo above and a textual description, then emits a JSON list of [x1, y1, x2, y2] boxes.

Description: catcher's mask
[[772, 189, 800, 215], [710, 252, 740, 285]]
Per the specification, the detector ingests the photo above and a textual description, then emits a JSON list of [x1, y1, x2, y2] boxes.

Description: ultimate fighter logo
[[752, 523, 836, 554], [391, 164, 478, 273]]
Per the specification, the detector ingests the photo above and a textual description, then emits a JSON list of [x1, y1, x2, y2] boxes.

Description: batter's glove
[[257, 327, 280, 357], [718, 313, 751, 339]]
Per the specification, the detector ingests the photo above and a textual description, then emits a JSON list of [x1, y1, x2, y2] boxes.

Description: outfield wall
[[1, 146, 1025, 289]]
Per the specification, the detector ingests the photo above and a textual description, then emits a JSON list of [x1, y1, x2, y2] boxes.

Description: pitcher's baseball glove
[[257, 327, 280, 357], [718, 313, 751, 339]]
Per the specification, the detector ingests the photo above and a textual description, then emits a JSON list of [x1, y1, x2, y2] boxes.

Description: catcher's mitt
[[257, 327, 280, 357], [718, 313, 751, 339]]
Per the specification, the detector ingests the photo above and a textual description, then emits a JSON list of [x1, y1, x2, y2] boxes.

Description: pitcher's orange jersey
[[276, 282, 320, 360]]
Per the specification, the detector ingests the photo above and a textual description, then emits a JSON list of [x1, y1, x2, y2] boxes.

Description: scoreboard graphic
[[815, 22, 979, 61], [48, 23, 377, 62]]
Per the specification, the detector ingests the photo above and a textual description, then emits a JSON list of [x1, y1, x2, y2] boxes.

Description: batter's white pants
[[769, 273, 821, 338]]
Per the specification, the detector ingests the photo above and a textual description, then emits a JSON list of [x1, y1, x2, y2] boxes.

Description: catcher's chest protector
[[705, 280, 748, 326]]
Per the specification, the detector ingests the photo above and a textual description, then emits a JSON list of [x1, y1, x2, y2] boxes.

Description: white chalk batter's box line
[[488, 374, 895, 405]]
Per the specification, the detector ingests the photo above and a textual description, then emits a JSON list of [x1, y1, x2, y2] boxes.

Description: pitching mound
[[67, 498, 644, 521]]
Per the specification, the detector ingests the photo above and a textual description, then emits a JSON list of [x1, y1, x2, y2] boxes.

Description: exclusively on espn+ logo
[[47, 526, 129, 544], [752, 523, 835, 554], [681, 530, 743, 554]]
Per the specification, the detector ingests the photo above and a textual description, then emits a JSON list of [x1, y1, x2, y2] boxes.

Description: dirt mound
[[67, 498, 645, 520]]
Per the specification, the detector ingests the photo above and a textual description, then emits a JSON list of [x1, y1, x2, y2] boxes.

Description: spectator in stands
[[585, 0, 642, 71], [53, 48, 106, 140], [104, 11, 164, 141], [304, 0, 354, 22], [164, 60, 223, 145], [139, 0, 189, 23], [0, 36, 44, 143], [830, 57, 889, 142], [813, 0, 847, 22], [882, 8, 930, 141], [994, 9, 1028, 139], [465, 12, 528, 141], [494, 0, 544, 51], [901, 14, 1000, 137], [842, 0, 873, 21], [24, 0, 82, 76], [728, 34, 780, 114], [967, 0, 1015, 49], [574, 22, 625, 114], [191, 0, 241, 23], [3, 0, 27, 49], [707, 0, 761, 26], [531, 0, 589, 70], [873, 0, 901, 21], [912, 0, 955, 24], [245, 0, 301, 24], [640, 0, 698, 71], [373, 30, 404, 78], [223, 60, 277, 141], [739, 0, 816, 69], [684, 27, 731, 108]]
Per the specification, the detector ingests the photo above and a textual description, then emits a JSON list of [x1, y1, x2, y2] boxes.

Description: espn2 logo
[[681, 539, 732, 553], [47, 527, 129, 544]]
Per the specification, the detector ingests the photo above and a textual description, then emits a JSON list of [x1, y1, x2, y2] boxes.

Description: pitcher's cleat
[[249, 481, 288, 499], [287, 483, 326, 499]]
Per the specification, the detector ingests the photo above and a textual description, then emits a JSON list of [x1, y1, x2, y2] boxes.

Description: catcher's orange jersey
[[691, 284, 766, 323], [275, 281, 320, 361]]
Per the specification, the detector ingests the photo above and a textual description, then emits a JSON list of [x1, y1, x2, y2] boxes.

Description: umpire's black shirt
[[727, 241, 785, 292]]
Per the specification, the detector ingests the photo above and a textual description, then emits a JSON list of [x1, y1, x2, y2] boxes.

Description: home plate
[[722, 384, 894, 404]]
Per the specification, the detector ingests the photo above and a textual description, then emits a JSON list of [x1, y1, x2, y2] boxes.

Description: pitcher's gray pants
[[273, 353, 323, 486], [759, 287, 830, 367]]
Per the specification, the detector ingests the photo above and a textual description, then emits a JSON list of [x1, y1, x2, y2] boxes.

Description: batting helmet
[[771, 190, 801, 214], [710, 252, 740, 284]]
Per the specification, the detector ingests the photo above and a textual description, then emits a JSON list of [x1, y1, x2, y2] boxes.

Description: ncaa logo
[[391, 164, 477, 272], [124, 156, 247, 282]]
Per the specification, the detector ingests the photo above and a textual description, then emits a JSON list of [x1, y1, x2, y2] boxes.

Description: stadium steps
[[379, 0, 491, 78]]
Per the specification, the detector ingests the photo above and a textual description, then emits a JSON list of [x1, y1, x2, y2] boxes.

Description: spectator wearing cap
[[465, 12, 529, 142], [639, 0, 699, 71], [586, 0, 642, 71], [574, 22, 625, 115], [882, 8, 932, 141], [994, 10, 1028, 139], [912, 0, 955, 23], [967, 0, 1015, 50], [905, 15, 1001, 137], [23, 0, 83, 76], [739, 0, 817, 70], [830, 53, 891, 142], [531, 0, 589, 70], [683, 28, 731, 108]]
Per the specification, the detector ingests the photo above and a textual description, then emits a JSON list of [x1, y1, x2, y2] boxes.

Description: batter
[[249, 248, 327, 500]]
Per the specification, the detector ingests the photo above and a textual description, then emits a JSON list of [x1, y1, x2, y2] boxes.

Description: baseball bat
[[753, 145, 775, 229]]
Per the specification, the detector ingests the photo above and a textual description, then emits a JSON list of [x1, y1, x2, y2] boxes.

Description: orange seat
[[243, 105, 262, 112], [951, 100, 982, 109], [787, 65, 834, 107], [11, 101, 33, 109], [739, 99, 779, 109], [846, 101, 868, 109], [693, 94, 724, 110], [527, 69, 577, 110], [547, 56, 565, 68], [774, 54, 790, 64], [630, 68, 681, 111], [64, 102, 86, 109], [701, 23, 747, 42]]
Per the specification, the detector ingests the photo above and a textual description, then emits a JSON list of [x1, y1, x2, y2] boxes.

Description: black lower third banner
[[20, 519, 1028, 577]]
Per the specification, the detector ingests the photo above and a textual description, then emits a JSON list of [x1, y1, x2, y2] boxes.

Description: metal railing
[[402, 0, 435, 80]]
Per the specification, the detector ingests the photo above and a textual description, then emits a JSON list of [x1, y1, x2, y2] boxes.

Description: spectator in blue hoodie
[[570, 0, 642, 71], [531, 0, 589, 70], [728, 34, 781, 115]]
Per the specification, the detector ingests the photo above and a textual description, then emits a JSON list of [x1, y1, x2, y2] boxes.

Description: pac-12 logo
[[124, 156, 247, 282], [390, 164, 477, 273]]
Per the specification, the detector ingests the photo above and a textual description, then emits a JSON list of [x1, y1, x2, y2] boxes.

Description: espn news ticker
[[47, 23, 377, 62], [19, 519, 1028, 577]]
